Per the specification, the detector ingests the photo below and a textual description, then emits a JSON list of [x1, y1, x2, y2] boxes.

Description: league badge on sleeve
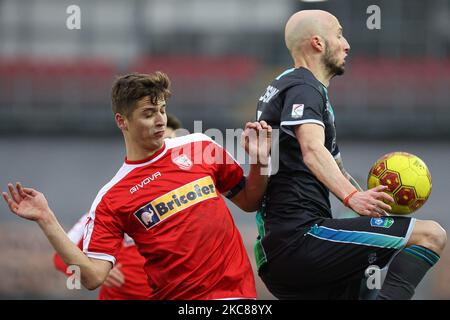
[[291, 104, 304, 119]]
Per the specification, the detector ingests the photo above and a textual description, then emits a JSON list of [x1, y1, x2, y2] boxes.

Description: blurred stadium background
[[0, 0, 449, 299]]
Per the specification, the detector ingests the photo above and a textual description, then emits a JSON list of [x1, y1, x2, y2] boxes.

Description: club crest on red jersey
[[172, 154, 193, 170]]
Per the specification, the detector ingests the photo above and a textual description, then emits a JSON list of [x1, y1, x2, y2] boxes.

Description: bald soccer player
[[254, 10, 447, 300]]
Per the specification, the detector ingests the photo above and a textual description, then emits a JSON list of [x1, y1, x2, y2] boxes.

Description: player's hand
[[241, 120, 272, 167], [103, 263, 125, 288], [2, 182, 52, 222], [347, 185, 394, 218]]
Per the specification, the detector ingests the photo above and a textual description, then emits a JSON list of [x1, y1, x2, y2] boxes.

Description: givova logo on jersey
[[134, 176, 218, 230]]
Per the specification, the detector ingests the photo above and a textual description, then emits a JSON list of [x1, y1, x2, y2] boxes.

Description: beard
[[322, 41, 345, 77]]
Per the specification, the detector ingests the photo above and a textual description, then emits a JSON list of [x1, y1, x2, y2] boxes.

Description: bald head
[[285, 10, 338, 55]]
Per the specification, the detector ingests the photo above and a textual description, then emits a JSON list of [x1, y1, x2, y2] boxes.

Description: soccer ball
[[367, 152, 432, 215]]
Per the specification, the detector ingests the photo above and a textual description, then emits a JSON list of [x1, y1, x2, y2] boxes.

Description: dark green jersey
[[255, 67, 340, 265]]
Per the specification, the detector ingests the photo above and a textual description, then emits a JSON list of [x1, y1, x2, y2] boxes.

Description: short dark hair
[[167, 113, 182, 130], [111, 72, 171, 118]]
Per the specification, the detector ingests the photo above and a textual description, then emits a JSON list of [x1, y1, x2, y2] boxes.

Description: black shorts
[[259, 216, 416, 299]]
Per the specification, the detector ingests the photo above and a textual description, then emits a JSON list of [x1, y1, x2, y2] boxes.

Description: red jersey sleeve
[[53, 252, 67, 274], [83, 197, 124, 266], [208, 139, 245, 197]]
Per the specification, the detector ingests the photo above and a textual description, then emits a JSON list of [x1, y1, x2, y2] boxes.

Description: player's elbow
[[231, 189, 261, 212], [241, 203, 260, 213], [82, 275, 104, 290], [235, 194, 262, 212], [235, 200, 258, 213], [81, 268, 108, 290], [245, 198, 264, 212], [83, 282, 99, 291], [81, 257, 113, 290]]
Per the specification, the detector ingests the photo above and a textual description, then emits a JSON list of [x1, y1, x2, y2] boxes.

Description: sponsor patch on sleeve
[[291, 104, 304, 119]]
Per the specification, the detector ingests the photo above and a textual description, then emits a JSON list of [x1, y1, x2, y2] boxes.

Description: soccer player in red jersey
[[52, 115, 183, 300], [3, 72, 271, 299]]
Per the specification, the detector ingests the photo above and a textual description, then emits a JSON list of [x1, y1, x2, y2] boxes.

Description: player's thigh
[[259, 216, 415, 295], [301, 216, 415, 284], [286, 217, 415, 285], [260, 231, 371, 299]]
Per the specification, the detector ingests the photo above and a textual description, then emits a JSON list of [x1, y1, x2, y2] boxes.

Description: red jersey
[[54, 214, 150, 299], [83, 133, 256, 300]]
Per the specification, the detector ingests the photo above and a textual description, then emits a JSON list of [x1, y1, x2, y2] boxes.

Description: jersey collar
[[124, 142, 167, 165]]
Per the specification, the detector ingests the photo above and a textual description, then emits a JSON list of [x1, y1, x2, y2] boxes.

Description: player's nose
[[343, 38, 350, 53], [154, 112, 165, 126]]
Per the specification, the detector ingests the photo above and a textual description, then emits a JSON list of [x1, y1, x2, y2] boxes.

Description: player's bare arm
[[2, 182, 112, 290], [295, 123, 393, 217], [335, 149, 390, 217], [334, 153, 363, 191], [231, 121, 272, 212]]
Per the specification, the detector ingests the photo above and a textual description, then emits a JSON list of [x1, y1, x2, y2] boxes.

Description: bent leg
[[407, 220, 447, 255], [377, 219, 447, 300], [259, 216, 414, 299]]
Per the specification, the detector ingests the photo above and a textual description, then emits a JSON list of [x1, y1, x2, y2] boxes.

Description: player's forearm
[[240, 164, 269, 212], [334, 153, 363, 191], [303, 143, 357, 201], [37, 212, 107, 289]]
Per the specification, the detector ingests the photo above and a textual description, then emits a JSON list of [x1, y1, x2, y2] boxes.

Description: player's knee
[[414, 220, 447, 254]]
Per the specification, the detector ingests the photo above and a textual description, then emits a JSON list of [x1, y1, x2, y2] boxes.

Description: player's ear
[[115, 113, 127, 131], [310, 35, 325, 52]]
